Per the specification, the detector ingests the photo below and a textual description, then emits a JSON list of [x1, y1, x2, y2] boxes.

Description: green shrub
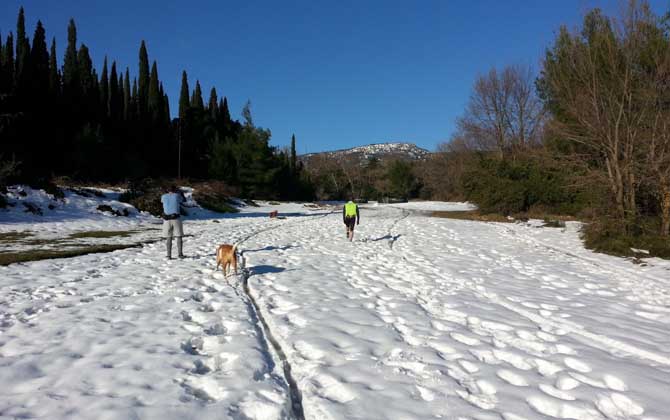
[[463, 155, 582, 216], [583, 217, 670, 258]]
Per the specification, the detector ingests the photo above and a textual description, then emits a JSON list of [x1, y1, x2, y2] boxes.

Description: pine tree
[[49, 37, 59, 95], [62, 19, 79, 93], [123, 68, 131, 120], [148, 60, 160, 117], [191, 80, 204, 109], [178, 70, 190, 118], [138, 41, 149, 114], [208, 87, 218, 120], [290, 134, 297, 173]]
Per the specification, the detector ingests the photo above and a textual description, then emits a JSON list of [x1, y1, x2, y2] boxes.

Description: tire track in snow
[[231, 209, 335, 420]]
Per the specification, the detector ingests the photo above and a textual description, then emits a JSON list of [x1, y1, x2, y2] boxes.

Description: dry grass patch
[[68, 230, 137, 239], [0, 231, 34, 242], [0, 244, 136, 266], [431, 211, 513, 223]]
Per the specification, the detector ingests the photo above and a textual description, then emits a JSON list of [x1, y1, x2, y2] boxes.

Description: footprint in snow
[[538, 383, 575, 401], [527, 395, 601, 419], [564, 357, 591, 373], [496, 369, 529, 386], [596, 393, 644, 417], [450, 332, 482, 346]]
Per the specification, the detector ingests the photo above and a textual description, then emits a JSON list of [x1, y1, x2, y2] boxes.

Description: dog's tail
[[232, 243, 238, 253]]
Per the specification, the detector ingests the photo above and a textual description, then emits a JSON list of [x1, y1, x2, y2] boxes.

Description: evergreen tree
[[138, 41, 149, 114], [62, 19, 78, 94], [131, 77, 138, 118], [221, 96, 231, 122], [148, 60, 160, 117], [77, 44, 94, 96], [163, 93, 170, 123], [290, 134, 297, 173], [28, 21, 49, 97], [191, 80, 204, 109], [48, 37, 59, 95], [2, 33, 14, 91], [160, 83, 170, 124], [123, 68, 131, 120], [108, 61, 120, 120], [208, 87, 218, 119], [0, 32, 3, 90], [178, 70, 189, 118], [15, 7, 30, 88], [99, 57, 108, 118]]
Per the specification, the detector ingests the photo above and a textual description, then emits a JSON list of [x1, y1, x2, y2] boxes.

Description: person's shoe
[[178, 254, 186, 259], [166, 256, 173, 260]]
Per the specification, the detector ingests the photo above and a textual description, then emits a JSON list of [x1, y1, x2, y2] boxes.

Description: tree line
[[0, 7, 309, 199], [418, 0, 670, 257], [300, 0, 670, 257]]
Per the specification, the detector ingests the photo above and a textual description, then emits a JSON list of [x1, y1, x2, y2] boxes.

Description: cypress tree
[[148, 60, 160, 117], [160, 83, 170, 124], [0, 32, 4, 88], [49, 37, 59, 95], [62, 19, 79, 95], [221, 96, 231, 122], [109, 61, 120, 120], [138, 41, 149, 114], [178, 70, 189, 118], [15, 7, 30, 87], [28, 21, 49, 99], [131, 77, 138, 118], [163, 93, 170, 123], [123, 68, 131, 120], [208, 87, 218, 119], [0, 31, 3, 87], [191, 80, 204, 110], [2, 33, 15, 92], [99, 57, 108, 118], [290, 134, 297, 173], [77, 44, 94, 96]]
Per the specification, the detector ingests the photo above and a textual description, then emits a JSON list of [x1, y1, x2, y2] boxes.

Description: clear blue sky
[[1, 1, 668, 153]]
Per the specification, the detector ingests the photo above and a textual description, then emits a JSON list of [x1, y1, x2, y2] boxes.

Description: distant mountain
[[300, 142, 430, 166]]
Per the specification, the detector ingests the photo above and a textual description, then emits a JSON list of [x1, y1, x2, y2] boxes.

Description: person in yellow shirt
[[342, 200, 360, 242]]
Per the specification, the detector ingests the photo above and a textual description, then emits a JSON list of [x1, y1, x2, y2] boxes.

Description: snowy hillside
[[1, 199, 670, 419], [300, 142, 430, 165]]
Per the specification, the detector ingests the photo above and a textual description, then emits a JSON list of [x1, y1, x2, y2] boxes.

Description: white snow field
[[1, 198, 670, 419]]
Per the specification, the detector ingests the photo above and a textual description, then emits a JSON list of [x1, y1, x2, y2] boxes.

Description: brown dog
[[216, 244, 238, 276]]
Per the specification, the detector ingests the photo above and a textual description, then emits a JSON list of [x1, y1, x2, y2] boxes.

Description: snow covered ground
[[1, 198, 670, 419], [0, 186, 161, 253]]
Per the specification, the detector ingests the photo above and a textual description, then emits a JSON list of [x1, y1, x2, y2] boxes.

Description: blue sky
[[1, 1, 668, 153]]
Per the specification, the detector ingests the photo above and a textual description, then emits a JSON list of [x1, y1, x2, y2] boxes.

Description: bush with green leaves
[[463, 155, 582, 215]]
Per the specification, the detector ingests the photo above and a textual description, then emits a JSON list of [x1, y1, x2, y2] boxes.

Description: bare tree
[[508, 65, 545, 149], [457, 65, 544, 159]]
